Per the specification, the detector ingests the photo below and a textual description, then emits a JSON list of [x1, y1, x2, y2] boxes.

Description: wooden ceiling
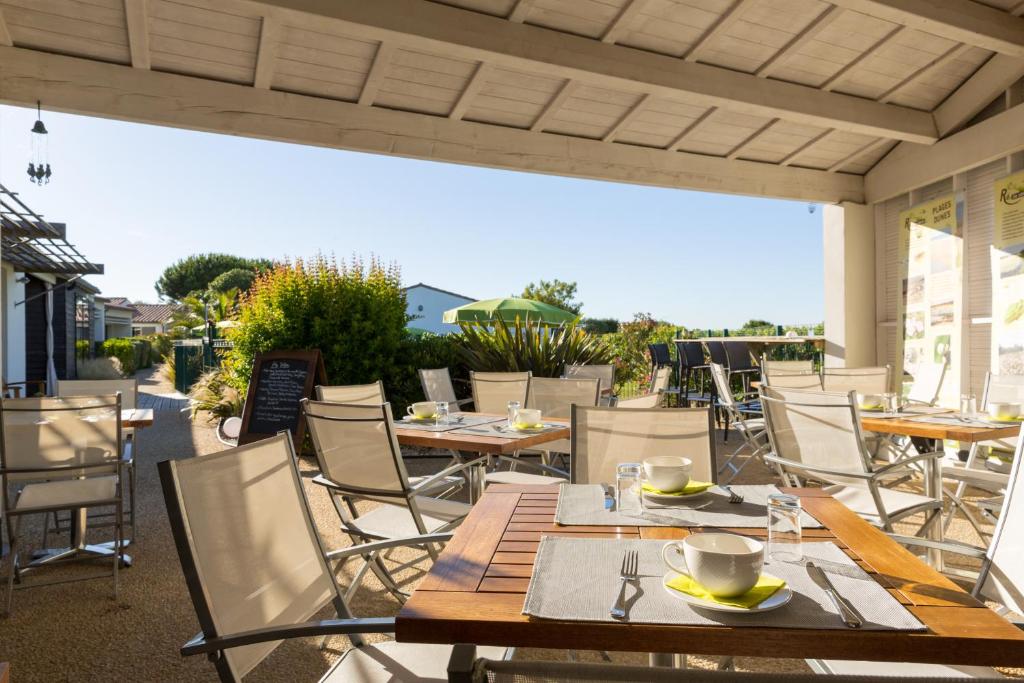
[[1, 0, 1023, 202]]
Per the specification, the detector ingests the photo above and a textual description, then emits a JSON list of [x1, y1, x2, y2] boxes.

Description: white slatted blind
[[965, 160, 1004, 394], [877, 195, 907, 369]]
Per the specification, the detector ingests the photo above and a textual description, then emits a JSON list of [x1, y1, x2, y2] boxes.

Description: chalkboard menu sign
[[238, 350, 327, 450]]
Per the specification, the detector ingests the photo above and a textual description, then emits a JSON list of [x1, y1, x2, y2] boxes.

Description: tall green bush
[[601, 313, 678, 387], [101, 338, 137, 375], [146, 333, 173, 359], [454, 318, 614, 378]]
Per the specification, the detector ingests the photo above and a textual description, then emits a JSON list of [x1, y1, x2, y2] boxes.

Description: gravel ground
[[0, 366, 1017, 680]]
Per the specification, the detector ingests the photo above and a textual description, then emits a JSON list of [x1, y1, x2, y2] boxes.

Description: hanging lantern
[[27, 101, 51, 186]]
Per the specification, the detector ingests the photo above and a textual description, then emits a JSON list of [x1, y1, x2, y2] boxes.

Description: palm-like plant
[[454, 317, 614, 378]]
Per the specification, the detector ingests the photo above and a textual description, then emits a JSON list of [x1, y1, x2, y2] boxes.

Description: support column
[[823, 202, 876, 368]]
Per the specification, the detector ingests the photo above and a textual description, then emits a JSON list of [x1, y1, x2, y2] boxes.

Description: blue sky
[[0, 104, 823, 328]]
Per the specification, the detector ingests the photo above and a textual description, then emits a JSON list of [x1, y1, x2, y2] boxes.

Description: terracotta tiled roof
[[131, 303, 184, 323]]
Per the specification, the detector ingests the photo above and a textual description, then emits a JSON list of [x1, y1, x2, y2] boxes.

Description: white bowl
[[857, 393, 885, 410], [662, 534, 764, 598], [988, 402, 1021, 420], [515, 408, 542, 425], [643, 456, 692, 492]]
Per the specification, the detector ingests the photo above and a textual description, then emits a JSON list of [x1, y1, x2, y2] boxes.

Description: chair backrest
[[158, 434, 343, 681], [315, 381, 385, 404], [763, 371, 823, 390], [905, 362, 947, 405], [470, 371, 531, 414], [981, 430, 1024, 616], [302, 400, 410, 498], [705, 341, 728, 367], [526, 377, 600, 418], [1, 395, 122, 483], [708, 363, 737, 411], [760, 386, 872, 482], [57, 378, 138, 410], [821, 366, 891, 394], [564, 364, 615, 396], [571, 405, 715, 486], [675, 340, 706, 370], [723, 341, 754, 372], [419, 367, 458, 405], [981, 372, 1024, 408], [648, 342, 672, 367], [762, 359, 813, 374], [649, 366, 672, 395]]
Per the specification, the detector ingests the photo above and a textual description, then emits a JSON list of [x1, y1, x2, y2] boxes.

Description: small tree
[[156, 253, 272, 301], [520, 278, 582, 315], [208, 268, 257, 295]]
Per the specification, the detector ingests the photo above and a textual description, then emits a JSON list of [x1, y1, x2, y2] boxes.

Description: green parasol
[[442, 297, 577, 326]]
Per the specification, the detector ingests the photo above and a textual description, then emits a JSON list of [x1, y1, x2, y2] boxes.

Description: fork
[[722, 485, 744, 504], [610, 550, 639, 620]]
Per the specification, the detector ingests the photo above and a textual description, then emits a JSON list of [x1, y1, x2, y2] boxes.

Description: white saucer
[[509, 424, 548, 433], [642, 488, 712, 505], [662, 571, 792, 613]]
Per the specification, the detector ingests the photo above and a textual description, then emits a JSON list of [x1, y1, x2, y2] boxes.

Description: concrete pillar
[[823, 202, 876, 368]]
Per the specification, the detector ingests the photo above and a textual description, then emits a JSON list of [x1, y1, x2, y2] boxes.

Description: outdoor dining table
[[395, 483, 1024, 667]]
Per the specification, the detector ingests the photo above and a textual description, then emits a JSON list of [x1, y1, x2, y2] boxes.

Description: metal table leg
[[28, 507, 131, 569]]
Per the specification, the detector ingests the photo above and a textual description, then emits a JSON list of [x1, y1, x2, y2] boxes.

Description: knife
[[807, 562, 863, 628]]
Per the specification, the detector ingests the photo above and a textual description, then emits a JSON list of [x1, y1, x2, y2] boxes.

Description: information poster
[[992, 172, 1024, 375], [897, 193, 963, 406]]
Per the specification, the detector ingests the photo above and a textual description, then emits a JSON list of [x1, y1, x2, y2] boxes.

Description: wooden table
[[122, 408, 154, 428], [395, 484, 1024, 666], [695, 335, 825, 348], [393, 414, 570, 456], [0, 661, 8, 683], [860, 414, 1019, 444]]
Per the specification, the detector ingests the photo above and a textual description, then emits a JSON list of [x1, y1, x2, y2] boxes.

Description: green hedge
[[100, 337, 156, 375]]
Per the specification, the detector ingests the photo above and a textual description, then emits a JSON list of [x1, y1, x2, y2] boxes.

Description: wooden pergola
[[2, 0, 1024, 375]]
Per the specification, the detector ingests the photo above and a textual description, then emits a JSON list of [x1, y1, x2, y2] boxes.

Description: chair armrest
[[182, 617, 396, 656], [940, 465, 1009, 491], [762, 454, 874, 481], [887, 534, 987, 559], [410, 455, 489, 494], [326, 533, 455, 560], [871, 450, 943, 478]]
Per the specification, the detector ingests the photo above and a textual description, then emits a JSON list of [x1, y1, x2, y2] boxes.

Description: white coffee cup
[[662, 534, 764, 598], [643, 456, 692, 492], [988, 402, 1021, 420], [857, 393, 884, 410], [515, 408, 542, 426], [407, 401, 436, 418]]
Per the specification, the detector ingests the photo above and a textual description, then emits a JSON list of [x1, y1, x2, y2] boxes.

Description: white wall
[[405, 286, 473, 335], [823, 203, 875, 368], [93, 301, 106, 343], [2, 264, 27, 384]]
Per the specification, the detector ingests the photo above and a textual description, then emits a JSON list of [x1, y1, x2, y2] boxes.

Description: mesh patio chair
[[614, 367, 672, 409], [564, 364, 616, 406], [55, 378, 140, 540], [448, 646, 1008, 682], [648, 342, 672, 368], [761, 386, 943, 535], [315, 380, 385, 404], [570, 405, 716, 486], [709, 363, 768, 482], [2, 395, 125, 614], [301, 400, 485, 602], [762, 370, 824, 390], [808, 430, 1024, 679], [761, 359, 814, 374], [159, 433, 505, 683], [419, 367, 474, 411], [674, 340, 711, 406], [905, 362, 948, 406], [821, 365, 892, 394], [470, 371, 531, 414]]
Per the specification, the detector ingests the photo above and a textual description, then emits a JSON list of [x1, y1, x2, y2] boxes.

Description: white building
[[403, 283, 474, 335]]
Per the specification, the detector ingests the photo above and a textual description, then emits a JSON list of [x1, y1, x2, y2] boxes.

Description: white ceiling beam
[[248, 0, 938, 143], [780, 129, 835, 166], [827, 0, 1024, 57], [827, 137, 891, 173], [933, 53, 1024, 136], [602, 93, 650, 142], [867, 102, 1024, 202], [602, 0, 650, 44], [253, 15, 279, 89], [756, 6, 843, 78], [665, 108, 717, 152], [449, 62, 492, 120], [0, 46, 864, 203], [878, 43, 971, 103], [726, 119, 777, 159], [683, 0, 753, 63], [358, 41, 394, 106], [531, 80, 577, 132], [820, 25, 903, 91], [507, 0, 536, 23], [123, 0, 150, 70]]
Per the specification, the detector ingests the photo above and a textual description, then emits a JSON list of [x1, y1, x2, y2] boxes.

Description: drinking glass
[[434, 401, 449, 426], [615, 462, 643, 515], [960, 393, 977, 418], [883, 392, 899, 414], [767, 493, 803, 562], [507, 401, 521, 429]]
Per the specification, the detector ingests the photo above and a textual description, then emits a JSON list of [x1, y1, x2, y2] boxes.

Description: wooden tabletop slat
[[396, 485, 1024, 666], [860, 416, 1019, 443], [393, 415, 569, 455]]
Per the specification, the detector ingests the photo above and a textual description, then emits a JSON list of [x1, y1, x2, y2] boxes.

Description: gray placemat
[[449, 422, 566, 440], [522, 538, 925, 631], [907, 414, 1017, 428], [395, 413, 503, 432], [555, 484, 823, 529]]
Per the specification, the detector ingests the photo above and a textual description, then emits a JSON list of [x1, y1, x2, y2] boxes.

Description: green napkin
[[641, 481, 714, 496], [511, 422, 545, 431], [666, 573, 786, 609]]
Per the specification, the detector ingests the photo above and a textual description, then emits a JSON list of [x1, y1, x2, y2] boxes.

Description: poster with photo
[[897, 193, 963, 406], [992, 171, 1024, 375]]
